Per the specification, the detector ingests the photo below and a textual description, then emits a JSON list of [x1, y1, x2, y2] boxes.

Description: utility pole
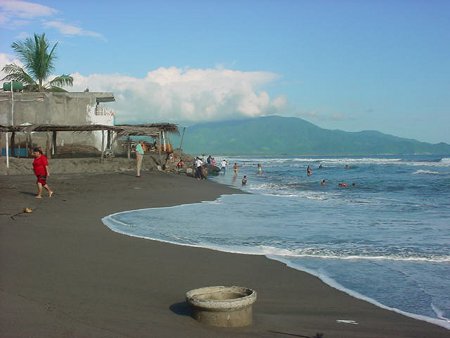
[[5, 80, 17, 168], [11, 80, 14, 126], [5, 80, 14, 168]]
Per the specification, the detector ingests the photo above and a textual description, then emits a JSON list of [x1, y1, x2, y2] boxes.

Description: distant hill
[[172, 116, 450, 156]]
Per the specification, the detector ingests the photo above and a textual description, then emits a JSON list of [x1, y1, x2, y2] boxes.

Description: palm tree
[[1, 33, 73, 92]]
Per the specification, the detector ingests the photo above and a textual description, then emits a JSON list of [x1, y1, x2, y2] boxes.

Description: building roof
[[96, 96, 115, 103]]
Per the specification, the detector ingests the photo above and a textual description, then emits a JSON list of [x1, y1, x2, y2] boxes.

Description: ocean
[[102, 155, 450, 329]]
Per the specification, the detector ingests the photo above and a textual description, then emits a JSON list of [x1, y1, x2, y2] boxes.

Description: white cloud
[[43, 20, 105, 40], [71, 67, 286, 123], [0, 0, 57, 19], [0, 55, 285, 122], [0, 1, 104, 40], [0, 0, 57, 27]]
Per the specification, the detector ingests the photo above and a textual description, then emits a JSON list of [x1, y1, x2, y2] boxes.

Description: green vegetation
[[1, 33, 73, 92], [173, 116, 450, 156]]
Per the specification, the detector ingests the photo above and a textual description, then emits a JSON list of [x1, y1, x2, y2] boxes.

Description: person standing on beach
[[135, 140, 145, 177], [221, 159, 227, 173], [233, 162, 239, 176], [195, 157, 204, 179], [257, 163, 263, 175], [32, 147, 53, 198], [176, 158, 184, 172]]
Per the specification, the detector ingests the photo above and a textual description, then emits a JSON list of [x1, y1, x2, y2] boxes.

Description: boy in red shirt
[[32, 148, 53, 198]]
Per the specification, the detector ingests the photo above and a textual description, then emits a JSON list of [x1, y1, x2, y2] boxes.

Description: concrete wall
[[0, 92, 115, 151], [87, 104, 115, 150], [0, 92, 114, 126]]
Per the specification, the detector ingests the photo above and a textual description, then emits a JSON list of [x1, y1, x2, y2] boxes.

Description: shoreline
[[274, 256, 450, 330], [1, 170, 449, 337], [103, 199, 450, 331]]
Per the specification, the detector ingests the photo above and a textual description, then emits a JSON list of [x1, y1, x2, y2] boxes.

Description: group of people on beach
[[30, 139, 186, 199], [30, 147, 361, 200], [134, 140, 186, 176], [220, 160, 265, 186], [200, 156, 250, 186], [30, 140, 147, 198], [231, 162, 248, 186], [206, 155, 217, 166]]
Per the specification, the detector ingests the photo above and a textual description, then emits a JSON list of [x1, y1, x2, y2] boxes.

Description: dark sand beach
[[1, 162, 449, 337]]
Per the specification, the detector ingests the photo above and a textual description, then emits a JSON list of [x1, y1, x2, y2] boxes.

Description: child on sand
[[32, 147, 53, 198]]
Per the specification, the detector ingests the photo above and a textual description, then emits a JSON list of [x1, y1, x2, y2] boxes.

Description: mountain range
[[172, 116, 450, 156]]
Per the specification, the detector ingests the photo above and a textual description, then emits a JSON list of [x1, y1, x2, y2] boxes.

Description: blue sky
[[1, 0, 449, 144]]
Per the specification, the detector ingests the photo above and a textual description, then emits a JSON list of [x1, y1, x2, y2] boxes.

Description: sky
[[1, 0, 449, 144]]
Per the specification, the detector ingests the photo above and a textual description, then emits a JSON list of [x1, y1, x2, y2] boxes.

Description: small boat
[[206, 164, 221, 176]]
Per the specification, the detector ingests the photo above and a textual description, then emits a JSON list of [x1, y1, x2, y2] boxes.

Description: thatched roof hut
[[0, 123, 179, 162], [0, 123, 178, 135]]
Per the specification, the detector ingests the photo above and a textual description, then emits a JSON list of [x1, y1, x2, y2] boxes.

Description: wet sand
[[1, 170, 449, 337]]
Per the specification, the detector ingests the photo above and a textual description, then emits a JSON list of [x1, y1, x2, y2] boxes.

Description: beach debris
[[186, 285, 257, 327], [269, 331, 324, 338], [336, 319, 358, 325], [10, 207, 34, 220]]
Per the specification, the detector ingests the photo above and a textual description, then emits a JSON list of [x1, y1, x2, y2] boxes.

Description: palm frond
[[11, 39, 34, 69], [10, 33, 58, 91], [33, 33, 55, 82], [48, 74, 73, 88], [1, 63, 37, 87]]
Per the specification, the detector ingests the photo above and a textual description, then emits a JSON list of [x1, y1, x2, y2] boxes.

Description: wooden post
[[158, 131, 162, 165], [127, 137, 131, 159], [107, 130, 111, 149], [100, 128, 105, 162], [29, 133, 33, 157], [17, 135, 21, 158], [25, 132, 29, 157], [46, 133, 51, 158], [110, 132, 118, 153], [162, 130, 166, 152], [10, 132, 15, 157], [52, 131, 57, 156], [5, 132, 9, 168]]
